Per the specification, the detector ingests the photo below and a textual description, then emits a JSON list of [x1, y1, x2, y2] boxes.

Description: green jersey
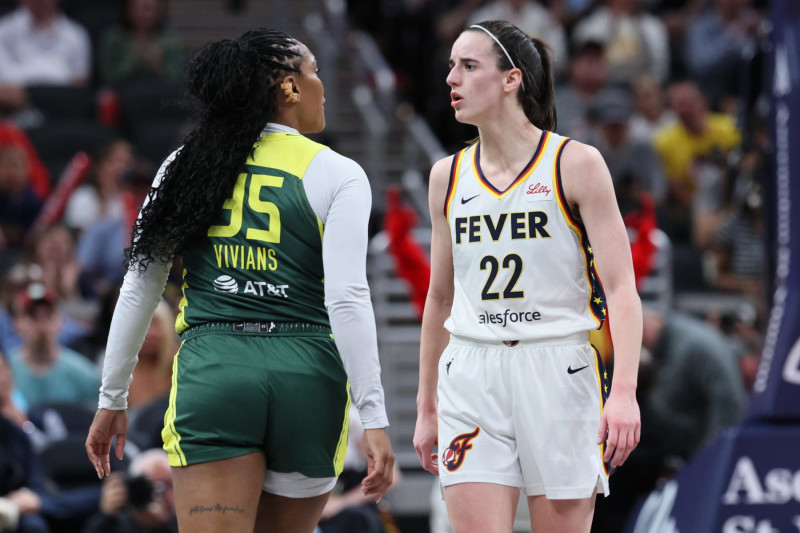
[[176, 132, 329, 333]]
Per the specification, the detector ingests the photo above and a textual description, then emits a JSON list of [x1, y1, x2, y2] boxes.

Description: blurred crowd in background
[[0, 0, 775, 532]]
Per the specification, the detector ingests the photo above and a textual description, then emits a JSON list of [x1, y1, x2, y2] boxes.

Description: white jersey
[[443, 130, 606, 342]]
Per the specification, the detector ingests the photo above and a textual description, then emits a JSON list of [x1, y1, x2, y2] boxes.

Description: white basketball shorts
[[437, 333, 610, 500]]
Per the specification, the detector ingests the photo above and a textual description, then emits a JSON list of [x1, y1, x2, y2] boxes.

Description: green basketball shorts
[[161, 322, 350, 478]]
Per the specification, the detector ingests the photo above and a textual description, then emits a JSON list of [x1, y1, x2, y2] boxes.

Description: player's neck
[[477, 119, 543, 169]]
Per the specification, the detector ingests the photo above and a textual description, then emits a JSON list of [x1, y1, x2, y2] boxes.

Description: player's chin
[[453, 110, 475, 126]]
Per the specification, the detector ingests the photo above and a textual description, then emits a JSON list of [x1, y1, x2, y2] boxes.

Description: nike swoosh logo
[[461, 194, 479, 204], [567, 365, 589, 374]]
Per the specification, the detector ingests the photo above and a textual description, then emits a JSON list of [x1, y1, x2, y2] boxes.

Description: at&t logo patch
[[442, 427, 480, 472], [213, 275, 238, 294]]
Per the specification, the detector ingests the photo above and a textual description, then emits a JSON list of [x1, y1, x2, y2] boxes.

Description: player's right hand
[[413, 410, 439, 475], [361, 428, 395, 503], [86, 408, 129, 479]]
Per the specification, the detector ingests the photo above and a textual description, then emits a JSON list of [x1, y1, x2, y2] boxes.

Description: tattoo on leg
[[188, 503, 246, 516]]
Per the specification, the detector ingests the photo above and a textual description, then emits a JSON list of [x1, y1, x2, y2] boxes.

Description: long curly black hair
[[125, 28, 303, 271]]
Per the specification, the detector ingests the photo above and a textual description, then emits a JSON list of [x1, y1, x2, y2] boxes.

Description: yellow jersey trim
[[332, 382, 352, 476], [444, 149, 466, 220], [591, 345, 610, 478], [175, 268, 190, 333], [472, 130, 552, 199]]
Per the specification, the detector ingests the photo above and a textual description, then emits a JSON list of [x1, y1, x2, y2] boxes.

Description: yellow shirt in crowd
[[652, 114, 741, 194]]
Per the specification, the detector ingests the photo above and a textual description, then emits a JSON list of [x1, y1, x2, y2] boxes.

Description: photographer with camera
[[82, 449, 175, 533]]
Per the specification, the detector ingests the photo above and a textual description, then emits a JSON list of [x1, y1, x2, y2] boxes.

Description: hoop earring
[[280, 81, 299, 104]]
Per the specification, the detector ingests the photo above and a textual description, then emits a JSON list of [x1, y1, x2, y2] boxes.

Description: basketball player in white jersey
[[413, 21, 642, 532]]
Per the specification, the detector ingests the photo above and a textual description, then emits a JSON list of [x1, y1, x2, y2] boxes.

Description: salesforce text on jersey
[[478, 309, 542, 327]]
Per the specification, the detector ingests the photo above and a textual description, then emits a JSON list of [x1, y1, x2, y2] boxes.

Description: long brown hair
[[467, 20, 557, 131]]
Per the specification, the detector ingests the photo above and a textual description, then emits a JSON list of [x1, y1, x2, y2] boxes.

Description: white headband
[[469, 24, 517, 70]]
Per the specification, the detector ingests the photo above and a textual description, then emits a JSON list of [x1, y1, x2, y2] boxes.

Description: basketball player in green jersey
[[86, 28, 395, 532]]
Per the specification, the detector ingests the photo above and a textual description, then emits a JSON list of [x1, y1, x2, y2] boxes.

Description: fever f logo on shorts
[[442, 427, 481, 472]]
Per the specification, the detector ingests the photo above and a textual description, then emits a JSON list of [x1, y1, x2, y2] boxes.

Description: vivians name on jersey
[[213, 244, 278, 271]]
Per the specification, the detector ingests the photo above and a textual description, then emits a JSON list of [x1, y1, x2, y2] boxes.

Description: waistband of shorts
[[180, 321, 332, 341], [449, 331, 589, 348]]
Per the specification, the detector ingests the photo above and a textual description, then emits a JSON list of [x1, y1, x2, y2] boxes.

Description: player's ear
[[505, 68, 523, 93], [279, 76, 299, 104]]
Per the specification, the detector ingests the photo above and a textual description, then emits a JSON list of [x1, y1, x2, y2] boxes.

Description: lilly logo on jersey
[[212, 275, 289, 298], [525, 182, 553, 202], [442, 427, 481, 472]]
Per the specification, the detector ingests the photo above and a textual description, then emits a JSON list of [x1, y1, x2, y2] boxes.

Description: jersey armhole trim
[[444, 150, 465, 220], [553, 138, 577, 225]]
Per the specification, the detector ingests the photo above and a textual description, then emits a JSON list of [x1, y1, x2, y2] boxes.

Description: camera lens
[[125, 476, 153, 510]]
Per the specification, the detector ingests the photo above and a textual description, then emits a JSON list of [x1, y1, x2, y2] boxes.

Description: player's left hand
[[597, 389, 640, 468], [361, 428, 395, 503]]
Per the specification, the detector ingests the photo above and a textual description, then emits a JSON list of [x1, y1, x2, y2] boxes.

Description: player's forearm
[[606, 284, 642, 394], [100, 261, 170, 409], [326, 287, 389, 429], [417, 295, 451, 412]]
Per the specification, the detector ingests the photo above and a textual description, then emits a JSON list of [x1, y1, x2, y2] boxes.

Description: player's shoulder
[[312, 146, 367, 179], [430, 152, 461, 181], [432, 153, 457, 171], [560, 138, 605, 173], [152, 148, 180, 188]]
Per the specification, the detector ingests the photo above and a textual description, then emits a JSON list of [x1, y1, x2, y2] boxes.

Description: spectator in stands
[[434, 0, 486, 46], [0, 349, 27, 427], [7, 282, 98, 408], [0, 264, 41, 355], [650, 0, 706, 46], [554, 39, 608, 138], [0, 0, 91, 116], [82, 449, 176, 533], [548, 0, 599, 29], [0, 146, 42, 252], [3, 345, 107, 533], [126, 300, 176, 411], [97, 0, 184, 87], [586, 87, 667, 203], [30, 226, 81, 304], [77, 158, 153, 300], [0, 256, 94, 359], [0, 413, 50, 533], [0, 121, 50, 200], [64, 139, 133, 234], [709, 186, 765, 307], [652, 80, 741, 244], [641, 308, 747, 461], [467, 1, 569, 76], [571, 0, 670, 85], [685, 0, 763, 108], [25, 226, 95, 352], [629, 73, 676, 144], [2, 348, 106, 532]]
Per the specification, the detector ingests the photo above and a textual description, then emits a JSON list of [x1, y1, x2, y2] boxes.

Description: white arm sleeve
[[304, 150, 388, 429], [98, 154, 175, 410]]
